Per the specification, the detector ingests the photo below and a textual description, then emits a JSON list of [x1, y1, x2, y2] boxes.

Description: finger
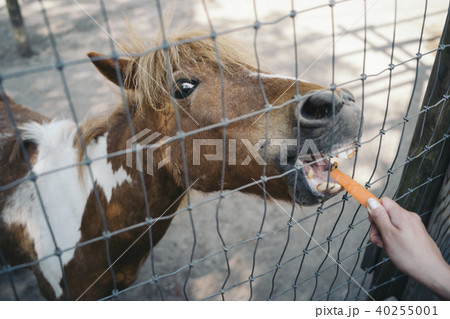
[[366, 198, 395, 233], [370, 222, 380, 237], [380, 197, 409, 227], [369, 224, 384, 248], [370, 233, 384, 248]]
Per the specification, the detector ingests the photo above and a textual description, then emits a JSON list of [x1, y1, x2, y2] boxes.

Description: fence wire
[[0, 0, 448, 301]]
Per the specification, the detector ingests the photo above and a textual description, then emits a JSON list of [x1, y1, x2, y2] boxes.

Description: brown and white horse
[[0, 30, 361, 300]]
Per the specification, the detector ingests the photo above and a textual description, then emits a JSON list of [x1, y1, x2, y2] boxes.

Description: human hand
[[366, 197, 450, 300]]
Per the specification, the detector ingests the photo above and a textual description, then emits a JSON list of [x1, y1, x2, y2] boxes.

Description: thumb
[[366, 198, 394, 233]]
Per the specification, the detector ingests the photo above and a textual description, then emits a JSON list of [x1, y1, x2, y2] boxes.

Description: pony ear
[[87, 52, 135, 89]]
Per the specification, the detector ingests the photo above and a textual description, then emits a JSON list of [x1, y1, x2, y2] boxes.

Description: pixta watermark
[[126, 129, 326, 175]]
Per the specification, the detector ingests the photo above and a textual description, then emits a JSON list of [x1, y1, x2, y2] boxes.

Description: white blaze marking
[[1, 120, 131, 298]]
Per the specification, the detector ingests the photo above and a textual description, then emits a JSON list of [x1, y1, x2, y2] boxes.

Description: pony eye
[[174, 79, 199, 99]]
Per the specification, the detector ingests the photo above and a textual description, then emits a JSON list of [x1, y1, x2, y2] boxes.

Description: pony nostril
[[301, 92, 344, 120], [340, 88, 355, 103]]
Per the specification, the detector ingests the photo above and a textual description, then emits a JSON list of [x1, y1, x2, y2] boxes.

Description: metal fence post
[[363, 7, 450, 301]]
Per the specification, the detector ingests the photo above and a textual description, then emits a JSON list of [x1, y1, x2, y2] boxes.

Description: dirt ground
[[0, 0, 447, 301]]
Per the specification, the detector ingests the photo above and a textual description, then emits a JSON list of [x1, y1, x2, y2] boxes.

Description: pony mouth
[[292, 143, 356, 198]]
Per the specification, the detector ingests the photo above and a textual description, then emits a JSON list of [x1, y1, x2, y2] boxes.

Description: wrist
[[425, 261, 450, 300]]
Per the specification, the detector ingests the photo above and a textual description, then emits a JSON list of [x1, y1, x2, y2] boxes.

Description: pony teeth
[[329, 183, 342, 194], [316, 182, 341, 193], [317, 183, 327, 192]]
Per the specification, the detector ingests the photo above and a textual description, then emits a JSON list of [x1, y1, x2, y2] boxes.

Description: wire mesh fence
[[0, 0, 448, 301]]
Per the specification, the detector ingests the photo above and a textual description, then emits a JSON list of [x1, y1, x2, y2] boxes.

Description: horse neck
[[102, 106, 185, 220]]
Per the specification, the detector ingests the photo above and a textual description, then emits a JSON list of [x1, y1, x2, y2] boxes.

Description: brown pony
[[0, 30, 361, 300]]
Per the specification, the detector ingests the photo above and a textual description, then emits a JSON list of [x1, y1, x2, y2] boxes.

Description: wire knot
[[55, 61, 64, 71], [162, 41, 170, 50], [2, 264, 12, 273], [102, 230, 111, 240], [83, 155, 92, 166], [294, 94, 302, 102], [29, 171, 38, 182], [54, 247, 62, 257]]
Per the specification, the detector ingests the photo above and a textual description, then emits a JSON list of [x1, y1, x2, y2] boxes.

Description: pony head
[[88, 31, 361, 206]]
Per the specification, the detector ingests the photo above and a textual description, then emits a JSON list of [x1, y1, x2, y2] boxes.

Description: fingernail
[[367, 198, 380, 211]]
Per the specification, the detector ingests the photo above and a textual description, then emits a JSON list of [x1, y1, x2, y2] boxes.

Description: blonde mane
[[122, 29, 257, 114]]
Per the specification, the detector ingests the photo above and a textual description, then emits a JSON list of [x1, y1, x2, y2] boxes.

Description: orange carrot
[[330, 166, 380, 208]]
